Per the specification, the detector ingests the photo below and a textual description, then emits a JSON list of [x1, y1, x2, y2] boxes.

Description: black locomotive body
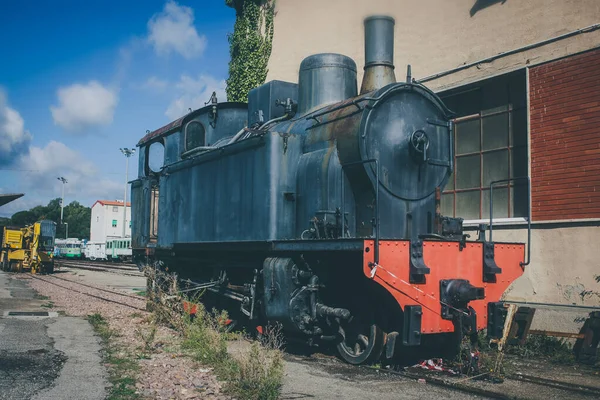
[[132, 16, 525, 364]]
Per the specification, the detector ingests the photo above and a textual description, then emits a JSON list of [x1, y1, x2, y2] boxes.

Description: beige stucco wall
[[486, 225, 600, 307], [267, 0, 600, 91]]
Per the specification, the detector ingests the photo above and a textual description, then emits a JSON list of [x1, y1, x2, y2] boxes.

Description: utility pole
[[119, 148, 136, 238], [57, 177, 68, 236]]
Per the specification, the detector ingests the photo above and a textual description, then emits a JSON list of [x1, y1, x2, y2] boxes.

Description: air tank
[[297, 53, 357, 114]]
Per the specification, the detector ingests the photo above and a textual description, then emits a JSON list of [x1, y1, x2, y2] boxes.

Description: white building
[[90, 200, 131, 242]]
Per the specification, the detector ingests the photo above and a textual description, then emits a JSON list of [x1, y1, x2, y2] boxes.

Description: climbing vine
[[225, 0, 275, 102]]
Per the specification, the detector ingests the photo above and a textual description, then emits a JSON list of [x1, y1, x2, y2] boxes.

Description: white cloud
[[143, 76, 168, 91], [50, 81, 119, 132], [147, 1, 206, 59], [18, 141, 122, 202], [165, 74, 226, 120], [0, 90, 32, 166]]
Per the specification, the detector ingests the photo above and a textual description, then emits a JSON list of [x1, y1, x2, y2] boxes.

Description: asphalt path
[[0, 272, 107, 400]]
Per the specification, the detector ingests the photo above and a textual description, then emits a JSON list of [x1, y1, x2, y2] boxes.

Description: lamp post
[[64, 222, 68, 239], [57, 177, 68, 237], [119, 148, 136, 238]]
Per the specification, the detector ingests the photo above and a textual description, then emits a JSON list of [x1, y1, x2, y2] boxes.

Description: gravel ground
[[21, 273, 229, 400]]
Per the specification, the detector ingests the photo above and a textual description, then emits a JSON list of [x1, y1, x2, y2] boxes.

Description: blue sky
[[0, 0, 235, 217]]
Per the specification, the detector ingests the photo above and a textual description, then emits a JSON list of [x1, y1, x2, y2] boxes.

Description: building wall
[[103, 205, 131, 239], [485, 224, 600, 307], [90, 205, 104, 242], [267, 0, 600, 91], [90, 203, 131, 242], [529, 49, 600, 221]]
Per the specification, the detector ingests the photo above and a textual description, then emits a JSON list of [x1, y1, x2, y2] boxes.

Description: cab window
[[148, 141, 165, 173], [185, 121, 205, 151]]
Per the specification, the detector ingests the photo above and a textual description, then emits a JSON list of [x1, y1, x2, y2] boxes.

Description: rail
[[365, 364, 600, 399]]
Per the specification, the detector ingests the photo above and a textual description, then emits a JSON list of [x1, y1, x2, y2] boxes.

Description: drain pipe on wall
[[417, 23, 600, 84]]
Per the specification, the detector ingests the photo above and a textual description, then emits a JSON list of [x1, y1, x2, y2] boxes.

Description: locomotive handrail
[[305, 84, 404, 125], [341, 159, 380, 266], [489, 176, 531, 267]]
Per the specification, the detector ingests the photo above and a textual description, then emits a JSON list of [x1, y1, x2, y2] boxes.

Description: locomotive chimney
[[360, 16, 396, 94]]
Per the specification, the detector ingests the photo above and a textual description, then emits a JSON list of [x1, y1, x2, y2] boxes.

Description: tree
[[62, 201, 91, 239], [10, 210, 38, 227], [4, 198, 91, 240], [225, 0, 275, 102]]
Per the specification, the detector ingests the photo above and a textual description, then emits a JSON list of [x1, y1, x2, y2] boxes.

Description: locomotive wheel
[[337, 322, 384, 365]]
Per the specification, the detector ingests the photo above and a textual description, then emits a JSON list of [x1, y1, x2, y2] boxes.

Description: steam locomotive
[[132, 16, 525, 364]]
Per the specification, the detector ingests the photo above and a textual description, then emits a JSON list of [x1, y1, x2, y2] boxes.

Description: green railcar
[[54, 238, 83, 259], [106, 238, 132, 261]]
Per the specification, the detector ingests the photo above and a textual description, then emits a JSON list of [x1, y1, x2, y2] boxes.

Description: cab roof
[[137, 101, 247, 147]]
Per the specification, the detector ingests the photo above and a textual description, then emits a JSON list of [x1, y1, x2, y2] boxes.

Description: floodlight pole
[[119, 148, 136, 238], [57, 177, 68, 225]]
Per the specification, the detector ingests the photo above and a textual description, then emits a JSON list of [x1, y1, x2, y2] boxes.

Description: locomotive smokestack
[[360, 16, 396, 94]]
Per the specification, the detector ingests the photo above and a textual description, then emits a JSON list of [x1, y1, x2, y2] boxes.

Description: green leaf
[[225, 0, 276, 102]]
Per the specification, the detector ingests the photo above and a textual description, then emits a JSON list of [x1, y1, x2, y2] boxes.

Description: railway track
[[366, 365, 600, 399], [29, 274, 146, 311], [506, 372, 600, 397], [57, 260, 143, 277]]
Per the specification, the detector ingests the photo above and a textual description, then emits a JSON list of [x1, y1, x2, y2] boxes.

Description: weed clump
[[509, 334, 576, 365], [180, 303, 284, 400], [230, 341, 284, 400], [146, 266, 285, 400], [182, 306, 230, 366], [135, 319, 157, 354], [465, 329, 577, 380]]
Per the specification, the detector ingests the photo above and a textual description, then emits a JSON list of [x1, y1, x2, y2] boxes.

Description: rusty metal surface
[[137, 116, 184, 147]]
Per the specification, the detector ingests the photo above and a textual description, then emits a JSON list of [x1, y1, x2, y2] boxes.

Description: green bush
[[511, 334, 576, 365]]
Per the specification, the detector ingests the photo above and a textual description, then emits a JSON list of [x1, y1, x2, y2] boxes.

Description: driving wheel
[[337, 321, 384, 365]]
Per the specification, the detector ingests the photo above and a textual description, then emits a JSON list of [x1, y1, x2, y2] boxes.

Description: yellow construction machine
[[1, 220, 56, 274]]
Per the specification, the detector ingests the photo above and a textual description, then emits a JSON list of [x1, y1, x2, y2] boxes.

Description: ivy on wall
[[225, 0, 275, 103]]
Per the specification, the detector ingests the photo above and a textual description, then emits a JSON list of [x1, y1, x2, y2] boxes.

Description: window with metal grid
[[439, 71, 529, 220]]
